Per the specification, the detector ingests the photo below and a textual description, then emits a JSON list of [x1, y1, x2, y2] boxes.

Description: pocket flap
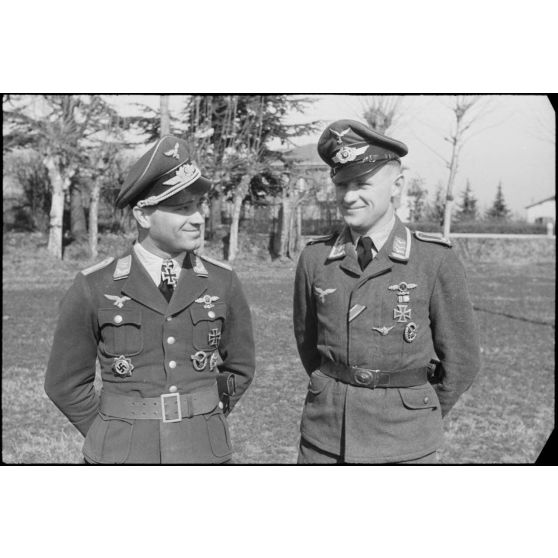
[[98, 308, 142, 327], [399, 386, 438, 410], [190, 302, 226, 324]]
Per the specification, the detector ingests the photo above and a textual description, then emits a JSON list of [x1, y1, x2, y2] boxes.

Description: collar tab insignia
[[191, 253, 209, 277], [389, 227, 411, 261], [113, 255, 132, 280]]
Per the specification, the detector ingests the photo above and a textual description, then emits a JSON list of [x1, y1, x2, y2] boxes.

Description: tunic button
[[169, 360, 177, 369], [207, 311, 216, 319], [423, 397, 429, 404], [167, 336, 176, 344], [169, 385, 178, 393], [113, 315, 123, 324], [218, 401, 224, 410], [166, 316, 172, 322]]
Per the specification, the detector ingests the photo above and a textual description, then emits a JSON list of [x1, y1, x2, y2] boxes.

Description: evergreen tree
[[457, 179, 479, 221], [406, 176, 427, 222], [426, 183, 446, 225], [486, 181, 510, 220]]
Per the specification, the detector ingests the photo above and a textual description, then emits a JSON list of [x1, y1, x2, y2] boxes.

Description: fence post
[[546, 222, 554, 237]]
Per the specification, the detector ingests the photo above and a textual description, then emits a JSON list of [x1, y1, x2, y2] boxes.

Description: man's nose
[[190, 210, 205, 225]]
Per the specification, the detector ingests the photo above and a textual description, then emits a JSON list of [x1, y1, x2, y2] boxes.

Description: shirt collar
[[351, 214, 396, 253]]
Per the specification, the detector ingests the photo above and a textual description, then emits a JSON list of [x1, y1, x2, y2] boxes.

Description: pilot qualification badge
[[112, 355, 134, 377], [404, 322, 417, 343], [191, 350, 208, 371]]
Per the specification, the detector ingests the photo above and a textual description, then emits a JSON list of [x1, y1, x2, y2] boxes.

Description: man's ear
[[132, 205, 152, 229], [391, 173, 405, 200]]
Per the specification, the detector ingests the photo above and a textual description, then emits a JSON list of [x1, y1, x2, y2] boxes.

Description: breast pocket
[[98, 308, 143, 357], [190, 302, 226, 351]]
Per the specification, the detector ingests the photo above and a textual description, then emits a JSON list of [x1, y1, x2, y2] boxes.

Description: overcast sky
[[108, 94, 555, 216]]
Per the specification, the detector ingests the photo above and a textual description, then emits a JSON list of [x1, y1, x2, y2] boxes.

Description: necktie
[[357, 236, 375, 271], [159, 259, 177, 302]]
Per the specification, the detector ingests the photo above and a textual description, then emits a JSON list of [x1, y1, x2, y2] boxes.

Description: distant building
[[525, 195, 555, 224]]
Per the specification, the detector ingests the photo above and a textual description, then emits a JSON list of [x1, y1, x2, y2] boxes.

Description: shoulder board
[[306, 232, 337, 246], [199, 254, 232, 271], [414, 231, 452, 247], [81, 256, 114, 276]]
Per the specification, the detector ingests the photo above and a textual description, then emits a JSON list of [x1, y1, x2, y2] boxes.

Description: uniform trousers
[[297, 438, 438, 464]]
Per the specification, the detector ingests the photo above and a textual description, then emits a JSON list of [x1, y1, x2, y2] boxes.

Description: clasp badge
[[112, 355, 134, 377], [388, 281, 417, 303], [195, 294, 220, 309]]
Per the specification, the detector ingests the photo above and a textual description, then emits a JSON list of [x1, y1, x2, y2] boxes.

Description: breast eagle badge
[[104, 294, 131, 308], [314, 287, 336, 303]]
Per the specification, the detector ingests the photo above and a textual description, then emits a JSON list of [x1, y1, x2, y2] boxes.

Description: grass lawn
[[2, 234, 555, 463]]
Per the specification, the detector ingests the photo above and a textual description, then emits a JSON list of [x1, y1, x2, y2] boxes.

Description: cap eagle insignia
[[164, 142, 180, 159], [329, 127, 351, 144]]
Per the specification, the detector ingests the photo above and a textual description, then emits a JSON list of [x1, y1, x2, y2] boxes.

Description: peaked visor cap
[[115, 135, 212, 209], [317, 119, 408, 184]]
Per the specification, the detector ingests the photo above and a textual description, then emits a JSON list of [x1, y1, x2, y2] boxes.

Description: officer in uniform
[[45, 135, 255, 464], [293, 120, 481, 464]]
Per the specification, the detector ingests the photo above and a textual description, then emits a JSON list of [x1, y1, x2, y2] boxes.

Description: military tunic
[[293, 217, 481, 463], [45, 250, 255, 464]]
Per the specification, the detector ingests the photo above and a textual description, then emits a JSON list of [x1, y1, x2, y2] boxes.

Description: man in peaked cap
[[293, 120, 481, 464], [45, 135, 255, 464]]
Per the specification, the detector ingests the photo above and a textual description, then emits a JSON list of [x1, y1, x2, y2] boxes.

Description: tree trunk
[[45, 156, 72, 259], [228, 175, 250, 261], [70, 181, 88, 241], [89, 182, 100, 260], [442, 139, 459, 238], [208, 194, 222, 239], [160, 95, 170, 136]]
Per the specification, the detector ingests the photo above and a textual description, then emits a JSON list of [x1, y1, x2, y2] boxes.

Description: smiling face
[[335, 162, 404, 237], [132, 191, 207, 257]]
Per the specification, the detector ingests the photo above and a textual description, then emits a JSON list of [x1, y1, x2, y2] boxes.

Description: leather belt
[[100, 387, 220, 423], [319, 361, 429, 389]]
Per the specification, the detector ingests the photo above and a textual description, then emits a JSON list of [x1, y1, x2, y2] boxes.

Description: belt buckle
[[161, 393, 182, 423], [353, 367, 380, 388]]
